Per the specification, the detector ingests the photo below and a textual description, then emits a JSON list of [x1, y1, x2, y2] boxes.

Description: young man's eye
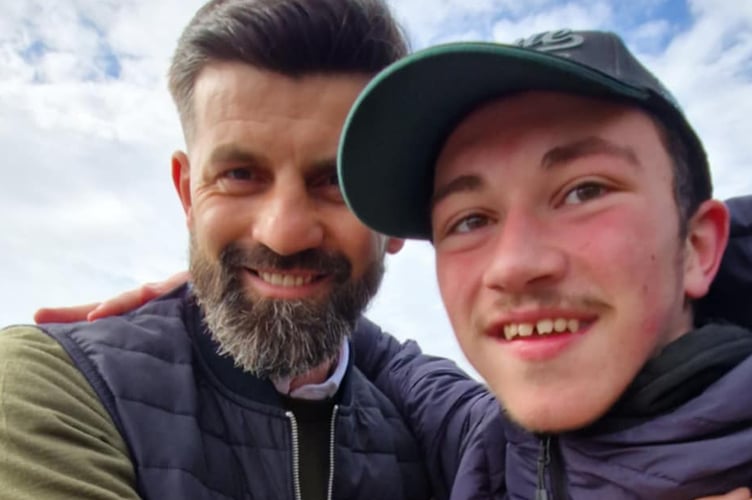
[[562, 182, 608, 205], [449, 214, 491, 234]]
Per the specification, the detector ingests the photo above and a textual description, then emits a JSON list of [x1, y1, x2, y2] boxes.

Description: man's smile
[[252, 269, 326, 288], [242, 267, 334, 300]]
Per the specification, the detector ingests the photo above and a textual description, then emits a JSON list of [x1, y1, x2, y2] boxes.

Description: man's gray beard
[[189, 237, 384, 379]]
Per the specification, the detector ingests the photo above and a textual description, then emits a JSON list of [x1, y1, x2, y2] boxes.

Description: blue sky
[[1, 0, 750, 375]]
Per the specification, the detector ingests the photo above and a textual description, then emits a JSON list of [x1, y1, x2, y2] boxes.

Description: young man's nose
[[481, 210, 567, 293]]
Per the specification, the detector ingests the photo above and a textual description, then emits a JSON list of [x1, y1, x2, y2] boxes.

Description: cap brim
[[338, 42, 650, 239]]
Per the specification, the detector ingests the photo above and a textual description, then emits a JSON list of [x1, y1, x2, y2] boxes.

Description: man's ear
[[385, 238, 405, 255], [684, 199, 730, 299], [172, 150, 192, 227]]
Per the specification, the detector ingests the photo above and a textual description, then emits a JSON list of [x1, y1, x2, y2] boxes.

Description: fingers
[[34, 286, 160, 324], [86, 288, 150, 321], [33, 271, 192, 324], [696, 487, 752, 500], [86, 271, 190, 321], [34, 303, 102, 324]]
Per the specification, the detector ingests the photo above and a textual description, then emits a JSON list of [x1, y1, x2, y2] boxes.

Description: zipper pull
[[535, 435, 551, 500]]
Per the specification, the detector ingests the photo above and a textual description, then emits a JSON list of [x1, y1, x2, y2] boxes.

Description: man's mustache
[[219, 243, 352, 283]]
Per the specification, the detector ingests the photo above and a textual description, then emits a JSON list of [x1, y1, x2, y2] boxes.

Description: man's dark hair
[[168, 0, 409, 142]]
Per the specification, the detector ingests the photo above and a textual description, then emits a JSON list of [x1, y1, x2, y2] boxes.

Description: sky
[[1, 0, 750, 376]]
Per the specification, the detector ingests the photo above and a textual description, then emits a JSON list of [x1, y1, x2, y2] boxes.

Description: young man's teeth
[[536, 319, 554, 334], [260, 273, 313, 287], [502, 318, 581, 340], [518, 323, 534, 337], [554, 318, 568, 332]]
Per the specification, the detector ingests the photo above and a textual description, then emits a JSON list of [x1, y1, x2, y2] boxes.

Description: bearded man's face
[[173, 67, 404, 378], [191, 239, 384, 378]]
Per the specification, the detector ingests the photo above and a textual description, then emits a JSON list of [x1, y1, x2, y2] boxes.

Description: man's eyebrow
[[431, 174, 484, 210], [208, 144, 265, 165], [541, 136, 641, 170], [308, 158, 337, 175]]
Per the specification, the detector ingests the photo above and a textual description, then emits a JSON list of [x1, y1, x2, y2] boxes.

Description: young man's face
[[172, 62, 403, 377], [431, 91, 708, 432]]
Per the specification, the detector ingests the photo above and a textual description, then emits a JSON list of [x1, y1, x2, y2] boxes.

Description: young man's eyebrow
[[431, 174, 484, 210], [541, 136, 641, 170], [430, 137, 638, 210]]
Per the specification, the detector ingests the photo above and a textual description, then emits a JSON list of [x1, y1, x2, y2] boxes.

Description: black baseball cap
[[338, 29, 712, 239]]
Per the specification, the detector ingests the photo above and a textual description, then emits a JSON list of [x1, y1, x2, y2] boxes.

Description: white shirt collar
[[271, 338, 349, 401]]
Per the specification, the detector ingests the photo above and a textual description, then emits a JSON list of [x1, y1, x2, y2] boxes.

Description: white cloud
[[389, 0, 558, 46], [629, 19, 673, 52], [491, 2, 614, 42], [643, 0, 752, 198]]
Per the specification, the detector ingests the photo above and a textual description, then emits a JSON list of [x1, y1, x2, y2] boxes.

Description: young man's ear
[[172, 151, 192, 227], [683, 199, 730, 299]]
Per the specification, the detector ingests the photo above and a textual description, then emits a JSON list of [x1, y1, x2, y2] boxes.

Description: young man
[[337, 30, 752, 498], [0, 1, 448, 498]]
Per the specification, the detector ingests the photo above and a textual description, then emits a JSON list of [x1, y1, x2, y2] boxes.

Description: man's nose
[[251, 185, 324, 256], [481, 210, 567, 293]]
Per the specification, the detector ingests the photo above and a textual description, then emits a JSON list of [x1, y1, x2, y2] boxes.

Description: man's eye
[[310, 171, 343, 202], [325, 173, 339, 186], [312, 171, 340, 188], [450, 214, 490, 234], [562, 182, 608, 205], [224, 168, 253, 181]]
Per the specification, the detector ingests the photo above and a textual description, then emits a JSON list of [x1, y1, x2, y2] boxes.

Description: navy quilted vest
[[42, 285, 430, 500]]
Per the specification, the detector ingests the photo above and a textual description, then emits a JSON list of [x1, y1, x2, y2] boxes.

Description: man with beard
[[0, 1, 440, 499]]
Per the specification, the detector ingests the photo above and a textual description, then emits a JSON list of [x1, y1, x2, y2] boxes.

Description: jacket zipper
[[326, 405, 339, 500], [286, 411, 303, 500], [535, 435, 552, 500], [535, 435, 567, 500]]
